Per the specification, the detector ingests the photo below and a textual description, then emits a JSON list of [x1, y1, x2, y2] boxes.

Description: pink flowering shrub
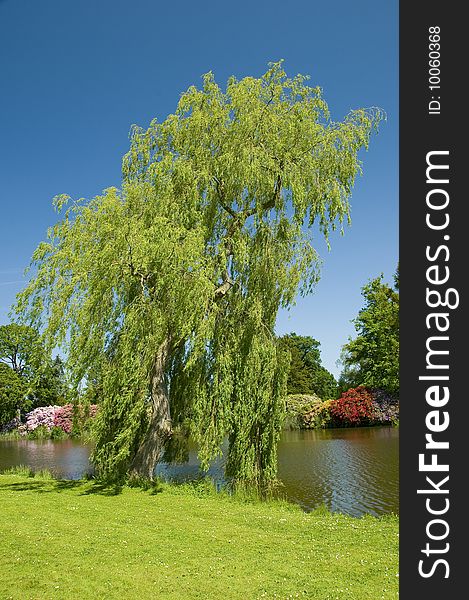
[[53, 403, 99, 434], [53, 404, 74, 433], [19, 403, 99, 436], [22, 406, 61, 434]]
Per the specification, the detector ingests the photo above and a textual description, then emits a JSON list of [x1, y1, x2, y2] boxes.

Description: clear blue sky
[[0, 0, 398, 378]]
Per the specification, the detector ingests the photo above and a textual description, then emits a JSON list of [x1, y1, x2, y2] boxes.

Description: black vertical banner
[[400, 2, 466, 598]]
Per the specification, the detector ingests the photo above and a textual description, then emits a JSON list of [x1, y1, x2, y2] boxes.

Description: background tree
[[0, 363, 26, 425], [28, 355, 68, 408], [0, 323, 38, 378], [339, 266, 399, 397], [279, 333, 338, 398], [0, 323, 67, 410], [16, 61, 383, 487]]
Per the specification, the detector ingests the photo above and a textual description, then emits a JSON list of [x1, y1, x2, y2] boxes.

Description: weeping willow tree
[[15, 61, 383, 488]]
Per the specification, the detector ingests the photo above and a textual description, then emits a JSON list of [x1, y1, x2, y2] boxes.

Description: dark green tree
[[339, 267, 399, 397], [0, 323, 38, 378], [16, 62, 382, 487], [29, 355, 68, 407], [279, 333, 338, 398], [0, 323, 67, 409], [0, 363, 26, 425]]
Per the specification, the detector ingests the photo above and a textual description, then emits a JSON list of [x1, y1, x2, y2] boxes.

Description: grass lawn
[[0, 471, 398, 599]]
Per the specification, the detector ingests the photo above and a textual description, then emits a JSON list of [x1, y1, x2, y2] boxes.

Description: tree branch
[[125, 234, 154, 296], [245, 172, 282, 217], [212, 176, 238, 219], [214, 277, 234, 297]]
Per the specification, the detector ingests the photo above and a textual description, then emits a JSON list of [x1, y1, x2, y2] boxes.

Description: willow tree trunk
[[129, 338, 172, 479]]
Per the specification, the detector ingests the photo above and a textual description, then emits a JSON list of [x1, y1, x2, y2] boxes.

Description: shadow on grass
[[79, 480, 124, 496], [0, 474, 164, 497], [0, 478, 123, 496], [0, 479, 57, 493]]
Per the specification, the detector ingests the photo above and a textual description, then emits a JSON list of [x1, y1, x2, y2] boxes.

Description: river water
[[0, 426, 398, 517]]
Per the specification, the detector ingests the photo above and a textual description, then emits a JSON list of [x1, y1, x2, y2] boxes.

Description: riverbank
[[0, 470, 398, 599], [0, 427, 399, 515]]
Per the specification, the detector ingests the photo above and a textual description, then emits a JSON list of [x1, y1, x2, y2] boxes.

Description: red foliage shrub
[[329, 387, 374, 426]]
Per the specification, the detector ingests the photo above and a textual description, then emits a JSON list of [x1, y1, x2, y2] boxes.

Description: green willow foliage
[[16, 62, 383, 488]]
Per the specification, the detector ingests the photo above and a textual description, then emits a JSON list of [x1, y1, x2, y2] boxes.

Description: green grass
[[0, 429, 23, 440], [0, 429, 94, 442], [0, 471, 398, 600]]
